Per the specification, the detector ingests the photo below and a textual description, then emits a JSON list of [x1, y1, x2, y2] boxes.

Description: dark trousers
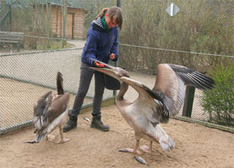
[[70, 62, 105, 117]]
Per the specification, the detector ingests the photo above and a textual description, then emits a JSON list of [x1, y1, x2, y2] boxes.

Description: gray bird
[[28, 72, 70, 144], [91, 59, 215, 154]]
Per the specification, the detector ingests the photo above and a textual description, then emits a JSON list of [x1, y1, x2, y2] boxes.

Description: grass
[[36, 40, 75, 50], [0, 40, 76, 54]]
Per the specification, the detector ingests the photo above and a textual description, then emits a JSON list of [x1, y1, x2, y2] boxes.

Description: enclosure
[[0, 0, 234, 167]]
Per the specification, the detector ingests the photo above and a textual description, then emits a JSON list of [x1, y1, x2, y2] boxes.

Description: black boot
[[63, 114, 77, 132], [90, 116, 109, 132]]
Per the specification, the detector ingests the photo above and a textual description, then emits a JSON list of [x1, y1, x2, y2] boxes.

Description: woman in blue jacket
[[63, 6, 123, 132]]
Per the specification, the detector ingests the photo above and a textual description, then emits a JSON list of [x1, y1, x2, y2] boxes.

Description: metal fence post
[[117, 0, 121, 7], [182, 85, 195, 118], [113, 0, 121, 97], [9, 3, 12, 31]]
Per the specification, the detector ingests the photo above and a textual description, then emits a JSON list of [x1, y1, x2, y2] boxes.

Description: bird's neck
[[117, 82, 128, 100]]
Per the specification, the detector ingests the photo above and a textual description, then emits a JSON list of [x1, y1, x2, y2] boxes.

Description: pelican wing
[[33, 91, 53, 130], [34, 91, 52, 117], [154, 64, 215, 116], [121, 77, 169, 123], [33, 91, 53, 140], [45, 93, 70, 124], [169, 64, 215, 90]]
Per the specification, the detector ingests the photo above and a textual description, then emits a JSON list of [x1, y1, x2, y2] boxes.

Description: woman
[[63, 6, 123, 132]]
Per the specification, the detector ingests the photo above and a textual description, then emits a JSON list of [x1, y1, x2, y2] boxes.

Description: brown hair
[[95, 7, 123, 30]]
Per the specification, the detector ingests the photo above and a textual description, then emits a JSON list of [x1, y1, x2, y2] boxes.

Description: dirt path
[[0, 105, 234, 168]]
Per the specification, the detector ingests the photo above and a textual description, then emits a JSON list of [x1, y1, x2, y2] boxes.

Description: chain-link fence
[[1, 0, 234, 134], [0, 40, 114, 134]]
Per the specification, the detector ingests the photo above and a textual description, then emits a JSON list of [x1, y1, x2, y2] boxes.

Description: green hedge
[[201, 63, 234, 127]]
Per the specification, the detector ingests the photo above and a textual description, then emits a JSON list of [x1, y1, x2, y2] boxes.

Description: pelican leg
[[60, 127, 64, 143], [118, 139, 142, 154], [46, 134, 56, 141], [57, 126, 70, 143], [133, 139, 141, 154], [140, 141, 153, 153]]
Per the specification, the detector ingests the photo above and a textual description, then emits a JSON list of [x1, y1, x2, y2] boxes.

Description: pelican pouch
[[104, 74, 120, 90]]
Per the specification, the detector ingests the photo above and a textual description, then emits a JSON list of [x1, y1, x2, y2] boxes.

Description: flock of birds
[[28, 60, 215, 164]]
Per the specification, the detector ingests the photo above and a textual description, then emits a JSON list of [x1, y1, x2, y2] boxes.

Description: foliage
[[119, 0, 234, 74], [3, 0, 52, 36], [201, 63, 234, 127]]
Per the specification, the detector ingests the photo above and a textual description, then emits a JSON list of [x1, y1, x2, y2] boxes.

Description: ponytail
[[95, 8, 109, 19]]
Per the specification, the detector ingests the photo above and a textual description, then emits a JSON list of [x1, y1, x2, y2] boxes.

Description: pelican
[[90, 59, 215, 154], [28, 72, 70, 143]]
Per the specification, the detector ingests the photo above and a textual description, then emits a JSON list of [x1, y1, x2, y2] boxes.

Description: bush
[[201, 63, 234, 127]]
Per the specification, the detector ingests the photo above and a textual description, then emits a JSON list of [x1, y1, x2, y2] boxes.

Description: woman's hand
[[94, 61, 105, 67], [109, 53, 116, 60]]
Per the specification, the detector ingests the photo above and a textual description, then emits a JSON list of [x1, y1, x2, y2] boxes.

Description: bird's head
[[90, 59, 130, 81]]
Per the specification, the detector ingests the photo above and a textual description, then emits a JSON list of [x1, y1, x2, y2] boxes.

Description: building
[[45, 2, 87, 39], [3, 0, 87, 39]]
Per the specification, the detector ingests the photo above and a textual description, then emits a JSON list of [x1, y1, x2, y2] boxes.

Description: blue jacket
[[81, 17, 119, 66]]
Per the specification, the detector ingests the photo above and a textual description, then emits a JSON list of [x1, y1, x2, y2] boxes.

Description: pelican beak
[[90, 58, 115, 69], [89, 58, 123, 81], [89, 58, 116, 73]]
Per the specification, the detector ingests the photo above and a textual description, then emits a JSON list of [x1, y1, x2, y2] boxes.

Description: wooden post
[[62, 0, 67, 48], [182, 86, 195, 118], [45, 0, 51, 48]]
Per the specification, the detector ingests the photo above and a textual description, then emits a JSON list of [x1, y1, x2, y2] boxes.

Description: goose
[[90, 59, 215, 154], [28, 72, 70, 143]]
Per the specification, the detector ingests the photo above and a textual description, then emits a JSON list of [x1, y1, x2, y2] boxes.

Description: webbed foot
[[118, 148, 142, 155]]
